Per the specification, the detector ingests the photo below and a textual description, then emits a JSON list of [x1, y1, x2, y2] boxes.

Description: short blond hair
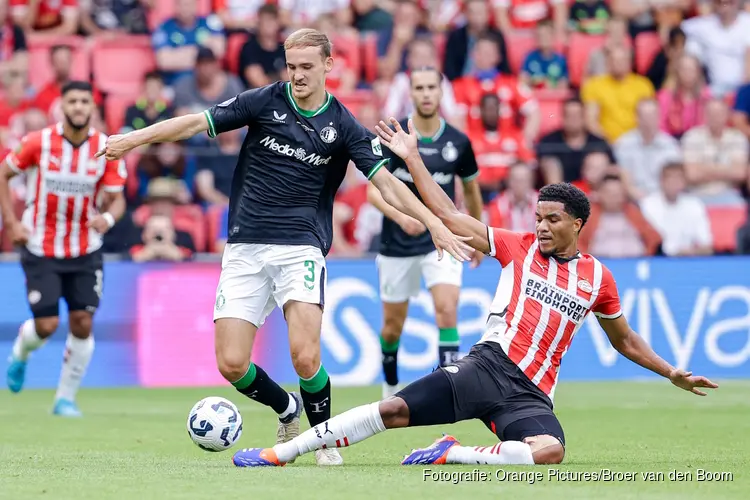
[[284, 28, 332, 59]]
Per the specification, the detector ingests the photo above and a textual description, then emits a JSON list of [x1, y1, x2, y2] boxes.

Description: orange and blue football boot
[[401, 435, 459, 465], [233, 448, 284, 467]]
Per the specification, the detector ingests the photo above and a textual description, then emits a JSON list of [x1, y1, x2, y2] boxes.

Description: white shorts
[[214, 243, 327, 327], [376, 250, 463, 303]]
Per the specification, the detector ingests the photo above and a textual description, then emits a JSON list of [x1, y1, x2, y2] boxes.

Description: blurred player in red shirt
[[0, 81, 127, 418], [493, 0, 567, 39], [233, 117, 718, 469], [452, 33, 539, 142], [10, 0, 78, 35]]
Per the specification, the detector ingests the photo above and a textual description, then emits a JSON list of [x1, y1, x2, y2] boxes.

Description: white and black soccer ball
[[187, 397, 243, 452]]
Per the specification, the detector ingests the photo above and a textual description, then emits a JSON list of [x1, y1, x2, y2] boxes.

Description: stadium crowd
[[1, 0, 750, 259]]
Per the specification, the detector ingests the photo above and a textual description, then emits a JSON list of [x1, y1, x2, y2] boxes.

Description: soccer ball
[[186, 397, 243, 452]]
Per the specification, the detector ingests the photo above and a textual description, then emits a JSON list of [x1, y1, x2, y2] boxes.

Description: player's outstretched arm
[[96, 113, 209, 161], [375, 118, 491, 255], [370, 168, 473, 261], [598, 315, 719, 396]]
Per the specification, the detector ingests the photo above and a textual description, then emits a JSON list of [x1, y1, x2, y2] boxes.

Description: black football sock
[[381, 336, 400, 386], [438, 327, 460, 366], [299, 365, 331, 427], [231, 362, 296, 421]]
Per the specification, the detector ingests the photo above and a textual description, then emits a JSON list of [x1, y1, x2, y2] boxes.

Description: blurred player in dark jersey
[[96, 29, 473, 466], [369, 67, 484, 399], [230, 118, 717, 469], [0, 81, 127, 417]]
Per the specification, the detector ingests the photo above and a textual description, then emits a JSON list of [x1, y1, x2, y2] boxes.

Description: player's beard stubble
[[64, 113, 91, 132]]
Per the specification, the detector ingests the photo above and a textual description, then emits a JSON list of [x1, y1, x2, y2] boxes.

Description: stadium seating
[[361, 32, 379, 84], [505, 32, 566, 76], [92, 36, 156, 96], [105, 93, 139, 135], [225, 32, 249, 76], [634, 31, 662, 76], [27, 35, 90, 89], [205, 204, 227, 253], [534, 89, 571, 138], [708, 205, 747, 253], [147, 0, 213, 32]]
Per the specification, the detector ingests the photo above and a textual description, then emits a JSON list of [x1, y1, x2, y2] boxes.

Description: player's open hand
[[669, 368, 719, 396], [430, 222, 473, 262], [95, 134, 133, 161], [9, 221, 30, 245], [375, 118, 418, 160]]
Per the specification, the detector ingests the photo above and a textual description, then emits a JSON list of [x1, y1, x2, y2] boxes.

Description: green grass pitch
[[1, 381, 748, 499]]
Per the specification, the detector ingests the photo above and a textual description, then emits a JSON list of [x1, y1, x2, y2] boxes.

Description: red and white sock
[[446, 442, 535, 465], [273, 402, 385, 463], [55, 334, 94, 402], [12, 319, 46, 361]]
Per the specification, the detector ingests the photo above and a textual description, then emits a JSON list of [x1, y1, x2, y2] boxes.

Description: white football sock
[[55, 334, 94, 402], [277, 393, 297, 420], [446, 441, 535, 465], [12, 319, 46, 361], [273, 402, 385, 463]]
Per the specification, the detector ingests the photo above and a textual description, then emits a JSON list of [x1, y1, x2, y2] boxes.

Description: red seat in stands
[[92, 35, 156, 95], [634, 32, 661, 75], [27, 35, 89, 89], [707, 205, 747, 253]]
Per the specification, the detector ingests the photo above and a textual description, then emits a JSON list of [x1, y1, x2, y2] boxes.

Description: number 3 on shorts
[[303, 260, 315, 291]]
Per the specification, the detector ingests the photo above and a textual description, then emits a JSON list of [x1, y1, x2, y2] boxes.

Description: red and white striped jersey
[[481, 227, 622, 401], [5, 123, 126, 259]]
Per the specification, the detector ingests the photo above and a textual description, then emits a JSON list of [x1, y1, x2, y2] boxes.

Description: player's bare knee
[[68, 312, 93, 338], [378, 396, 409, 428], [216, 351, 250, 382], [381, 315, 405, 344], [526, 435, 565, 464], [34, 317, 58, 337], [290, 349, 320, 379], [433, 304, 457, 329]]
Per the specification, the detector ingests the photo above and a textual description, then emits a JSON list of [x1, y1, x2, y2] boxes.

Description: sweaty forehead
[[285, 46, 323, 64], [411, 71, 441, 88], [536, 200, 567, 218]]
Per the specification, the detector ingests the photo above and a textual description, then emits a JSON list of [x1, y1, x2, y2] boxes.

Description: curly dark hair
[[538, 183, 591, 229]]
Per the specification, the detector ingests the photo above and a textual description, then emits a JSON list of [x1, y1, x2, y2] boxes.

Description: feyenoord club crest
[[441, 141, 458, 162], [320, 125, 337, 143]]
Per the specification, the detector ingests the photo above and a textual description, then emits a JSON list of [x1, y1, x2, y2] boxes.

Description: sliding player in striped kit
[[0, 81, 127, 417], [232, 117, 718, 468]]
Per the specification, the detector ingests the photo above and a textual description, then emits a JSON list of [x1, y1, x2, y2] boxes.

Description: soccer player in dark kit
[[368, 67, 484, 399], [96, 29, 473, 466], [230, 118, 718, 469]]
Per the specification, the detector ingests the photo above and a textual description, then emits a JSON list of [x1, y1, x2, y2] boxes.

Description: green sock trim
[[380, 336, 400, 353], [231, 363, 257, 390], [299, 364, 329, 393], [439, 327, 460, 346]]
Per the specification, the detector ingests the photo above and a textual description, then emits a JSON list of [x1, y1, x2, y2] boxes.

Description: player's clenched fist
[[95, 134, 133, 161]]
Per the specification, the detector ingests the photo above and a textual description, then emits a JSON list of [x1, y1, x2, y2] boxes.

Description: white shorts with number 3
[[214, 243, 326, 327]]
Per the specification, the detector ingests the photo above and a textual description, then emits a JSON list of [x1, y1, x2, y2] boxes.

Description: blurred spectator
[[682, 98, 749, 205], [136, 142, 196, 204], [121, 71, 174, 133], [279, 0, 352, 30], [130, 209, 196, 261], [682, 0, 750, 97], [443, 0, 509, 81], [612, 0, 690, 41], [569, 0, 610, 35], [520, 19, 568, 90], [422, 0, 463, 32], [581, 45, 655, 142], [453, 33, 539, 141], [579, 174, 662, 257], [493, 0, 567, 40], [640, 162, 713, 256], [314, 13, 357, 93], [332, 183, 382, 256], [586, 16, 629, 78], [614, 99, 681, 200], [214, 0, 269, 33], [731, 80, 750, 139], [377, 0, 429, 81], [646, 26, 686, 90], [537, 98, 614, 184], [351, 0, 392, 32], [0, 1, 27, 80], [173, 47, 244, 116], [657, 54, 709, 139], [239, 4, 285, 89], [471, 93, 535, 197], [11, 0, 78, 35], [571, 150, 614, 198], [194, 128, 241, 205], [0, 71, 31, 145], [79, 0, 151, 36], [152, 0, 225, 86], [384, 38, 458, 122], [33, 44, 103, 124], [484, 163, 538, 232], [356, 101, 379, 132]]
